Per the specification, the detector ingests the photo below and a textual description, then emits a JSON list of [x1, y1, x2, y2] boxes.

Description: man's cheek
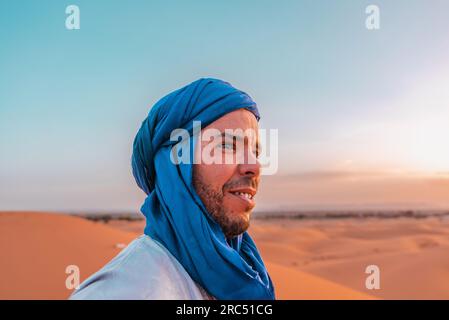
[[206, 167, 231, 185], [214, 164, 238, 182]]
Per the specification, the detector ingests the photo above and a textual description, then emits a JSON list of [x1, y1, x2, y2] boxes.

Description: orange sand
[[2, 211, 448, 299], [0, 212, 136, 299], [250, 218, 449, 299]]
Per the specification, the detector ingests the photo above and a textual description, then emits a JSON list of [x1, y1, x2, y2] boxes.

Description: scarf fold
[[131, 78, 275, 300]]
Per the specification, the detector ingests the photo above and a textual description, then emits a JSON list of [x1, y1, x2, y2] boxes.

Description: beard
[[192, 169, 254, 239]]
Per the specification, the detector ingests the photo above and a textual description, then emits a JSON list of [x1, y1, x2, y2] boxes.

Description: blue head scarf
[[131, 78, 275, 300]]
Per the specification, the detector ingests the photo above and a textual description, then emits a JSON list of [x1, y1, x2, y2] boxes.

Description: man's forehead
[[203, 109, 259, 131]]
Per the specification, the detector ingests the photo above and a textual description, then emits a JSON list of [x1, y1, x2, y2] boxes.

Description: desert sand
[[1, 211, 448, 299]]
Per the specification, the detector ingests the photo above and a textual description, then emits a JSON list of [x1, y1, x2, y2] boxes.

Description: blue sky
[[1, 1, 449, 211]]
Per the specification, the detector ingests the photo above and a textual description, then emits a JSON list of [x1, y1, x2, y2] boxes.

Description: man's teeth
[[232, 192, 253, 200]]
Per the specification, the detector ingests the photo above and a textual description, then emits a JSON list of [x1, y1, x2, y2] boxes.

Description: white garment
[[70, 235, 213, 300]]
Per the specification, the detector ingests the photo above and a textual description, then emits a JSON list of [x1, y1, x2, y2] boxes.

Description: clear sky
[[1, 0, 449, 212]]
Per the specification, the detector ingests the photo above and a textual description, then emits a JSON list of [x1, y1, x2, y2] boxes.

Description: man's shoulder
[[70, 235, 207, 300]]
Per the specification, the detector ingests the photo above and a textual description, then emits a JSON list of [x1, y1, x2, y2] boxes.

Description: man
[[70, 78, 275, 300]]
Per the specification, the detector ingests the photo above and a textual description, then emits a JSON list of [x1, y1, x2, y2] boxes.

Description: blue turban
[[131, 78, 275, 300]]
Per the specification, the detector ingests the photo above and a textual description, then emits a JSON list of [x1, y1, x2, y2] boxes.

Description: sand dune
[[265, 262, 374, 299], [0, 212, 136, 299], [0, 212, 375, 299], [5, 212, 449, 299], [250, 218, 449, 299]]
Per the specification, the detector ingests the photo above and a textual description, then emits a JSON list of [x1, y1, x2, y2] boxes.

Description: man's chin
[[220, 210, 252, 238], [225, 207, 251, 223]]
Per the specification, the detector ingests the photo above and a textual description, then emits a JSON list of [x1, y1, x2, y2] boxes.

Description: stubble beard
[[192, 169, 251, 239]]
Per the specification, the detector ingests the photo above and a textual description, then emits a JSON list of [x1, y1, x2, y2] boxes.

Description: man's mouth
[[227, 188, 256, 208]]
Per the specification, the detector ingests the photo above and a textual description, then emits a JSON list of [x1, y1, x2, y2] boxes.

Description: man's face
[[193, 109, 261, 239]]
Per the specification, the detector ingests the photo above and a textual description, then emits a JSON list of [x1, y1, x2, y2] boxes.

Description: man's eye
[[220, 142, 235, 151]]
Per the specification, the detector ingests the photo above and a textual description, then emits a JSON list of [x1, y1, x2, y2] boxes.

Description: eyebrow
[[214, 132, 260, 155]]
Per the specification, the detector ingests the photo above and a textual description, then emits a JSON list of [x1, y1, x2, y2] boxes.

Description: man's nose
[[238, 151, 261, 177]]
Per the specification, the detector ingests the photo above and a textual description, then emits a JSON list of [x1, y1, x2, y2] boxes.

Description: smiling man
[[193, 109, 260, 240], [70, 78, 275, 300]]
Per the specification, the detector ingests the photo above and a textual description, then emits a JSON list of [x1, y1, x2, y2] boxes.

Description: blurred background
[[1, 0, 449, 299], [1, 0, 449, 212]]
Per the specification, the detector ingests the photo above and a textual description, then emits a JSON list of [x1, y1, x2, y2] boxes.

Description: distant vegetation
[[253, 210, 449, 220], [71, 213, 143, 223], [72, 210, 449, 223]]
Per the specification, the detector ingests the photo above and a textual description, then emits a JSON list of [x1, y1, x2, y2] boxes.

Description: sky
[[1, 0, 449, 212]]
